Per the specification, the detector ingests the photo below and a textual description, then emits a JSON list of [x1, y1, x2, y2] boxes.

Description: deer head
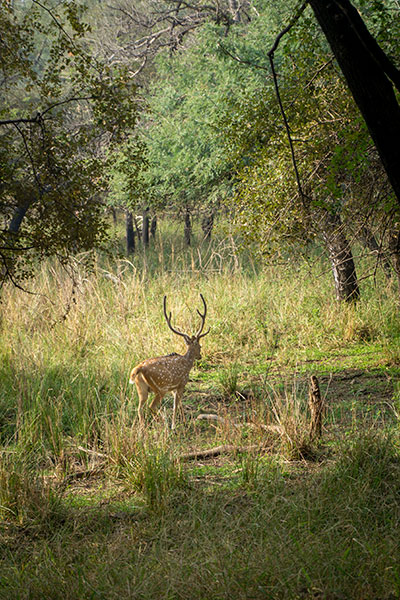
[[163, 293, 210, 359]]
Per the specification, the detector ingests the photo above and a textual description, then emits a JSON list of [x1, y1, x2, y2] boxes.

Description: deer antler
[[195, 293, 210, 339], [163, 296, 189, 341], [163, 294, 210, 340]]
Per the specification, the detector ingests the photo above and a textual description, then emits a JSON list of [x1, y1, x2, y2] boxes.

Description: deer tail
[[129, 365, 141, 384]]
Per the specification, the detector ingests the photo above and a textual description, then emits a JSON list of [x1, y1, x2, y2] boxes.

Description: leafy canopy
[[0, 0, 140, 288]]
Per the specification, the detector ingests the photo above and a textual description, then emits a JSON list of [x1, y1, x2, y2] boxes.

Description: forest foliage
[[2, 4, 400, 598], [2, 0, 400, 302]]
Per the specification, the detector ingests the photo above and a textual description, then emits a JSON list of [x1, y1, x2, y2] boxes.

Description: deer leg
[[135, 374, 149, 426], [172, 389, 185, 430], [149, 392, 164, 415]]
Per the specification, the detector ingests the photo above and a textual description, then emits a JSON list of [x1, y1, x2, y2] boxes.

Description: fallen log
[[196, 413, 283, 434], [181, 443, 261, 461]]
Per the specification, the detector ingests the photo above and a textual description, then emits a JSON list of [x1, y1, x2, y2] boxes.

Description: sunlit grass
[[0, 219, 399, 454], [1, 218, 400, 598]]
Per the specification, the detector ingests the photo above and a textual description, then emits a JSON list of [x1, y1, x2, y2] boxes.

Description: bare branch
[[267, 2, 310, 207], [268, 1, 308, 55]]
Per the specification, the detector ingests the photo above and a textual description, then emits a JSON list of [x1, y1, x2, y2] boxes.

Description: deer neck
[[183, 344, 198, 366]]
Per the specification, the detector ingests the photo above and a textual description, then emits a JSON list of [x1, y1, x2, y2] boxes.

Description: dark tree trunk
[[126, 211, 135, 255], [184, 207, 192, 246], [308, 0, 400, 205], [150, 215, 157, 238], [9, 198, 33, 233], [201, 211, 214, 241], [142, 206, 150, 247], [321, 210, 360, 302], [111, 207, 117, 227]]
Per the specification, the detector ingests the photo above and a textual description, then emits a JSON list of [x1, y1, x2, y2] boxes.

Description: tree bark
[[126, 211, 135, 255], [150, 215, 157, 238], [308, 0, 400, 205], [184, 206, 192, 246], [8, 198, 33, 233], [201, 210, 214, 241], [142, 206, 150, 247], [308, 375, 324, 440], [320, 210, 360, 301]]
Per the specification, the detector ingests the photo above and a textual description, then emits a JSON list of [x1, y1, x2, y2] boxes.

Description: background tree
[[224, 1, 399, 299], [132, 0, 399, 299], [0, 0, 140, 288], [83, 0, 257, 244], [86, 0, 252, 80], [138, 8, 286, 242], [308, 0, 400, 204]]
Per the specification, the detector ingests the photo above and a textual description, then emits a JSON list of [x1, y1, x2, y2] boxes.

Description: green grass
[[1, 433, 399, 599], [0, 218, 400, 599]]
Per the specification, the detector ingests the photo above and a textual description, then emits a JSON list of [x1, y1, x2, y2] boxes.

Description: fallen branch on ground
[[197, 413, 283, 434], [181, 444, 262, 461], [77, 445, 110, 459]]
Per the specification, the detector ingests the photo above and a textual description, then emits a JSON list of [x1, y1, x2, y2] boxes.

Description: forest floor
[[1, 249, 400, 599]]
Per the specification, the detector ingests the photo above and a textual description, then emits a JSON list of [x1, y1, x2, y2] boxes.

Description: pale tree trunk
[[320, 211, 360, 302]]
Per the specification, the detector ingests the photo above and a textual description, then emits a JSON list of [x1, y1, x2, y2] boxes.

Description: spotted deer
[[129, 294, 209, 428]]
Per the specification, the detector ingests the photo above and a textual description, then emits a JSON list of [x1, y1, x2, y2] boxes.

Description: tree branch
[[268, 1, 308, 55], [267, 2, 310, 207], [0, 96, 94, 128]]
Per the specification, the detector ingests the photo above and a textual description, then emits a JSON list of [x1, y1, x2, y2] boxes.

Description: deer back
[[130, 351, 194, 392]]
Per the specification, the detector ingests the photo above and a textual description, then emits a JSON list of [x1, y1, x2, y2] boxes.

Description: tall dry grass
[[0, 223, 399, 457], [1, 222, 400, 599]]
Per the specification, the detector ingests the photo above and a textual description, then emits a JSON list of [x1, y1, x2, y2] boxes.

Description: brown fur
[[129, 295, 209, 428]]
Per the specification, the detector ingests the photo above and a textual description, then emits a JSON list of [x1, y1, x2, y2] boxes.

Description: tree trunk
[[126, 211, 135, 255], [150, 215, 157, 238], [111, 207, 117, 227], [133, 216, 142, 241], [308, 375, 324, 441], [142, 206, 150, 247], [321, 210, 360, 302], [184, 207, 192, 246], [308, 0, 400, 205], [201, 210, 214, 241], [8, 198, 33, 233]]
